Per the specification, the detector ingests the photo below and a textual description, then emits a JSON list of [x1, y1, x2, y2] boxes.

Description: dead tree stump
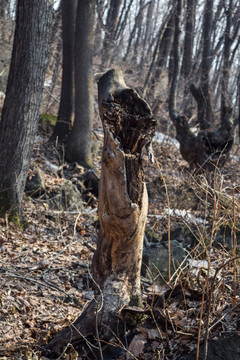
[[43, 69, 156, 358]]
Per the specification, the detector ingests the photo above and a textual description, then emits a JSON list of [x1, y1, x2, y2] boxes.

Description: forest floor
[[1, 58, 240, 359], [1, 110, 240, 360]]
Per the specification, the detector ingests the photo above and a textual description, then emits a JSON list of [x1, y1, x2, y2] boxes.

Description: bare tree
[[181, 0, 196, 80], [64, 0, 95, 168], [45, 6, 62, 112], [50, 0, 77, 141], [143, 3, 175, 101], [101, 0, 123, 68], [191, 0, 214, 130], [0, 0, 53, 221]]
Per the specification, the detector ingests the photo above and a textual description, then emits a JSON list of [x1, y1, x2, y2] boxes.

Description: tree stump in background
[[168, 0, 237, 173], [43, 69, 156, 358]]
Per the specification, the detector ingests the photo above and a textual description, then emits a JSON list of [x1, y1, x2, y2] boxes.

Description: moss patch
[[39, 113, 57, 126], [39, 113, 57, 134]]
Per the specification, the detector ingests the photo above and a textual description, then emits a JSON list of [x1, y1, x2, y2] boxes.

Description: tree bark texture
[[93, 69, 156, 294], [197, 0, 214, 129], [65, 0, 95, 168], [0, 0, 52, 219], [43, 69, 156, 358], [50, 0, 77, 141]]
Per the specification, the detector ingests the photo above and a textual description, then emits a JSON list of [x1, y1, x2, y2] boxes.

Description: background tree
[[101, 0, 123, 68], [169, 0, 237, 172], [143, 4, 175, 102], [64, 0, 95, 168], [181, 0, 196, 81], [44, 4, 62, 112], [191, 0, 214, 130], [50, 0, 77, 141], [0, 0, 53, 220]]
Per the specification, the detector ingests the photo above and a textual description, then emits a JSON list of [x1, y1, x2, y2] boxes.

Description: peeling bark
[[43, 69, 156, 358]]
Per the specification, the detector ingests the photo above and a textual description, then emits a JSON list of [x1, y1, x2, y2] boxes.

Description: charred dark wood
[[42, 69, 156, 358], [168, 0, 236, 172], [190, 84, 212, 130], [173, 112, 236, 171]]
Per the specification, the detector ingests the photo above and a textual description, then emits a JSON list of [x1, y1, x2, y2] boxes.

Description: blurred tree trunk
[[0, 0, 11, 39], [181, 0, 196, 115], [102, 0, 123, 68], [0, 0, 52, 221], [0, 0, 8, 17], [181, 0, 196, 79], [65, 0, 95, 168], [140, 0, 154, 68], [43, 69, 156, 358], [169, 0, 236, 172], [50, 0, 77, 141], [123, 0, 144, 63], [143, 3, 175, 100], [221, 0, 233, 127], [45, 6, 62, 112], [94, 0, 105, 55], [192, 0, 214, 130]]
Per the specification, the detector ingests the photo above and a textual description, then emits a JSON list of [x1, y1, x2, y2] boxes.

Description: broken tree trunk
[[168, 0, 236, 173], [42, 69, 156, 358]]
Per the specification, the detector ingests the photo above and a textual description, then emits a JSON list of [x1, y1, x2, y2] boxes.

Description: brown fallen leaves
[[1, 133, 240, 360]]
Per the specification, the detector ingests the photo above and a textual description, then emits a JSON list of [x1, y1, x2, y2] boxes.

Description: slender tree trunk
[[0, 0, 52, 220], [143, 4, 176, 99], [65, 0, 95, 167], [94, 0, 104, 55], [191, 0, 214, 130], [123, 0, 144, 62], [139, 0, 152, 68], [43, 69, 156, 358], [221, 0, 233, 127], [182, 0, 196, 79], [102, 0, 123, 68], [50, 0, 77, 141]]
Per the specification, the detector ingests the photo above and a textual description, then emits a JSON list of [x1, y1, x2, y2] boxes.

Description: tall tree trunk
[[140, 0, 154, 68], [123, 0, 144, 63], [65, 0, 95, 168], [221, 0, 233, 127], [50, 0, 77, 142], [0, 0, 52, 220], [94, 0, 105, 55], [102, 0, 123, 68], [143, 3, 176, 99], [43, 69, 156, 358], [191, 0, 214, 130], [182, 0, 196, 79]]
